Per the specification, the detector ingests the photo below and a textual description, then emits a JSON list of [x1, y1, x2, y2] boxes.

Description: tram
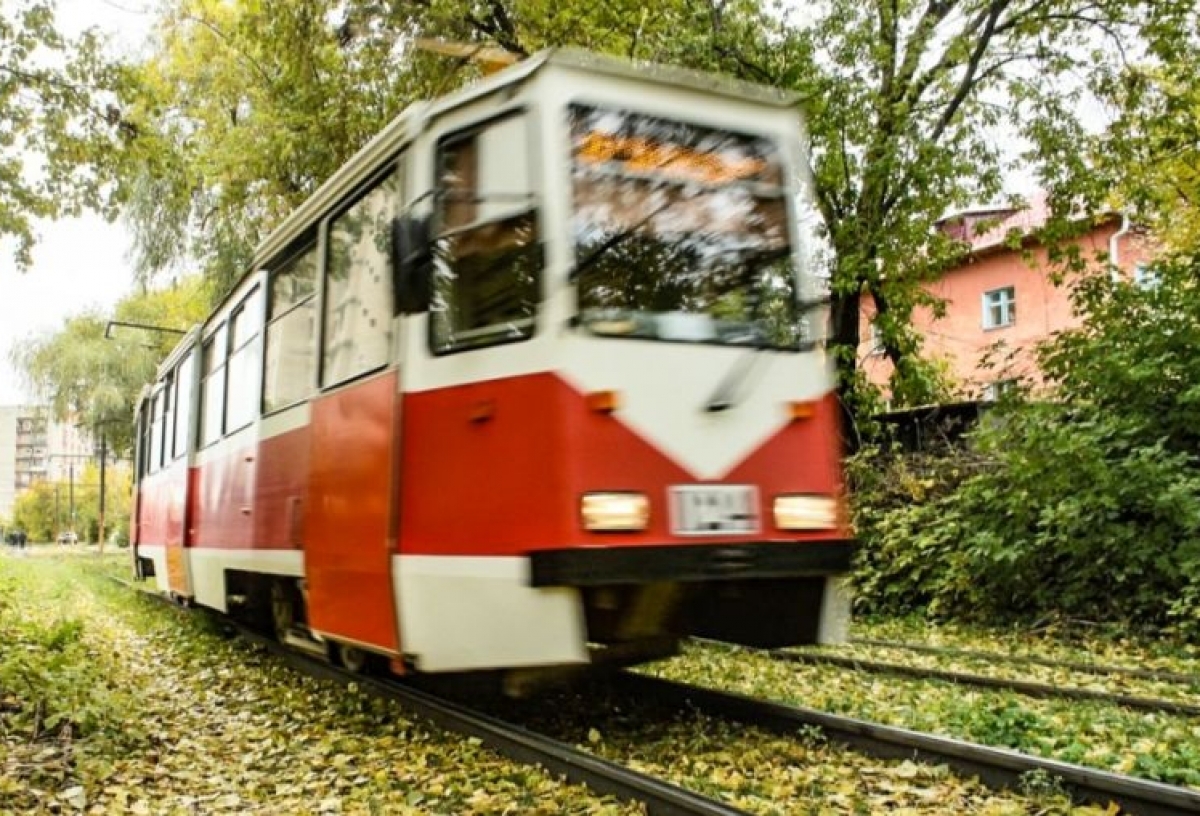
[[132, 48, 854, 687]]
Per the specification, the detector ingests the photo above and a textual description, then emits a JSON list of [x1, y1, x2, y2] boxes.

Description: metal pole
[[69, 462, 75, 538], [98, 433, 107, 553]]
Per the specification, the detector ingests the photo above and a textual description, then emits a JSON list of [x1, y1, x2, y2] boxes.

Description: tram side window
[[172, 354, 193, 459], [265, 245, 317, 411], [137, 404, 150, 479], [149, 385, 166, 473], [226, 287, 264, 431], [431, 114, 540, 354], [323, 171, 398, 386], [200, 324, 227, 447]]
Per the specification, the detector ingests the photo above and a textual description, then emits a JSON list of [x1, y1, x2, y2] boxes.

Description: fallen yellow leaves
[[0, 554, 642, 816]]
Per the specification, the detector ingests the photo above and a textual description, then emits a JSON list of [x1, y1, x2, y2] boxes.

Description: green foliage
[[852, 251, 1200, 638], [11, 480, 55, 541], [119, 0, 453, 291], [0, 0, 131, 268], [0, 563, 131, 747], [10, 275, 210, 458], [1089, 2, 1200, 254]]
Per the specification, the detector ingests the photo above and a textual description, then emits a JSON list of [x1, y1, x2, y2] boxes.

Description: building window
[[868, 322, 886, 356], [982, 286, 1015, 329], [1134, 264, 1159, 289], [983, 379, 1018, 401]]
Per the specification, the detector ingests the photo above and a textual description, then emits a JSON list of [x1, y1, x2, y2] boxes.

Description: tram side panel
[[135, 461, 191, 596], [303, 371, 401, 654], [187, 419, 309, 612], [394, 371, 589, 672]]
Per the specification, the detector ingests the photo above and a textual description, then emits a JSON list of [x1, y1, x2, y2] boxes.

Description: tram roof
[[250, 48, 799, 271]]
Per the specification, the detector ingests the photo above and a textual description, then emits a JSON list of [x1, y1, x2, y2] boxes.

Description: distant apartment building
[[0, 405, 95, 521], [860, 195, 1155, 399]]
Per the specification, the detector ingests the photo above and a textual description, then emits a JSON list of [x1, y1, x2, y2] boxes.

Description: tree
[[119, 0, 456, 293], [1094, 20, 1200, 253], [12, 481, 55, 542], [0, 0, 132, 269], [58, 460, 134, 545], [11, 276, 211, 458]]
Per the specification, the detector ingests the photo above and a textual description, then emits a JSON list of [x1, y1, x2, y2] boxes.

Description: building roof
[[937, 192, 1052, 253], [937, 191, 1120, 256]]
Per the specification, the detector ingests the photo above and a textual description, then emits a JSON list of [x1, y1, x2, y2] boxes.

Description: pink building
[[860, 196, 1155, 400]]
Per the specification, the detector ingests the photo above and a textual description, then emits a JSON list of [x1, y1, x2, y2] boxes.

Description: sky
[[0, 0, 156, 406]]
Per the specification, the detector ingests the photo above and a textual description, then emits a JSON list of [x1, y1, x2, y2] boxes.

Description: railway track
[[115, 578, 748, 816], [245, 632, 752, 816], [118, 579, 1200, 815], [851, 637, 1200, 687], [771, 649, 1200, 717], [620, 672, 1200, 816]]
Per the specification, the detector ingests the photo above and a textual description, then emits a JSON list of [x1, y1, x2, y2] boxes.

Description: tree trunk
[[828, 288, 864, 451]]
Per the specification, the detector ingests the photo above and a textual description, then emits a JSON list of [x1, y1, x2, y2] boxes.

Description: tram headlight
[[581, 492, 650, 531], [773, 495, 838, 530]]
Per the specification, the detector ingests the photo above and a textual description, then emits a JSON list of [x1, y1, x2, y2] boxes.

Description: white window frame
[[982, 286, 1015, 329]]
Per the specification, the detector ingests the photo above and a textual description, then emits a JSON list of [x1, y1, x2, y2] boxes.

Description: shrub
[[851, 249, 1200, 638]]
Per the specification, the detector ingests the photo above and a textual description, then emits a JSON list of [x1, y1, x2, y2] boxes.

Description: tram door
[[302, 167, 403, 653]]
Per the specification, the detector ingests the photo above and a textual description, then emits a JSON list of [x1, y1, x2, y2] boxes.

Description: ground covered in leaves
[[469, 683, 1105, 815], [0, 550, 639, 815], [1, 550, 1185, 815], [646, 620, 1200, 791]]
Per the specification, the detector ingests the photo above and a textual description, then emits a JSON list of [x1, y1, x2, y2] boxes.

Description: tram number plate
[[669, 485, 759, 535]]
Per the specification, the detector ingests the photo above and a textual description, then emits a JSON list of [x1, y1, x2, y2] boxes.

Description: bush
[[0, 566, 128, 743], [851, 250, 1200, 638]]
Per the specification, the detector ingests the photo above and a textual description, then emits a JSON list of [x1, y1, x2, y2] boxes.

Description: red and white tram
[[132, 49, 854, 686]]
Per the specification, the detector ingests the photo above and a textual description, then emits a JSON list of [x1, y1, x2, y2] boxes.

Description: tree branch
[[178, 13, 275, 86], [928, 0, 1008, 142]]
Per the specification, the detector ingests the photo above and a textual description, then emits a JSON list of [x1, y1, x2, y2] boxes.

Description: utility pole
[[97, 431, 107, 553]]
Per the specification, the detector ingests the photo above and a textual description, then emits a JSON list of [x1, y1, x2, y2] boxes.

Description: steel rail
[[115, 579, 750, 816], [114, 578, 1198, 814], [618, 672, 1200, 816], [771, 651, 1200, 717], [850, 637, 1200, 687]]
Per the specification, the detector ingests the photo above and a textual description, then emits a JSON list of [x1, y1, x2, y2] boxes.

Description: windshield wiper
[[704, 325, 770, 412], [569, 196, 680, 283]]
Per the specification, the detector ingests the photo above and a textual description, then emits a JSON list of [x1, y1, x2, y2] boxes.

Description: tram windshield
[[569, 104, 802, 349]]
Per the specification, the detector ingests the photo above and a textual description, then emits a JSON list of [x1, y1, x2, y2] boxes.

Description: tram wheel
[[338, 643, 370, 674], [270, 581, 295, 639]]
